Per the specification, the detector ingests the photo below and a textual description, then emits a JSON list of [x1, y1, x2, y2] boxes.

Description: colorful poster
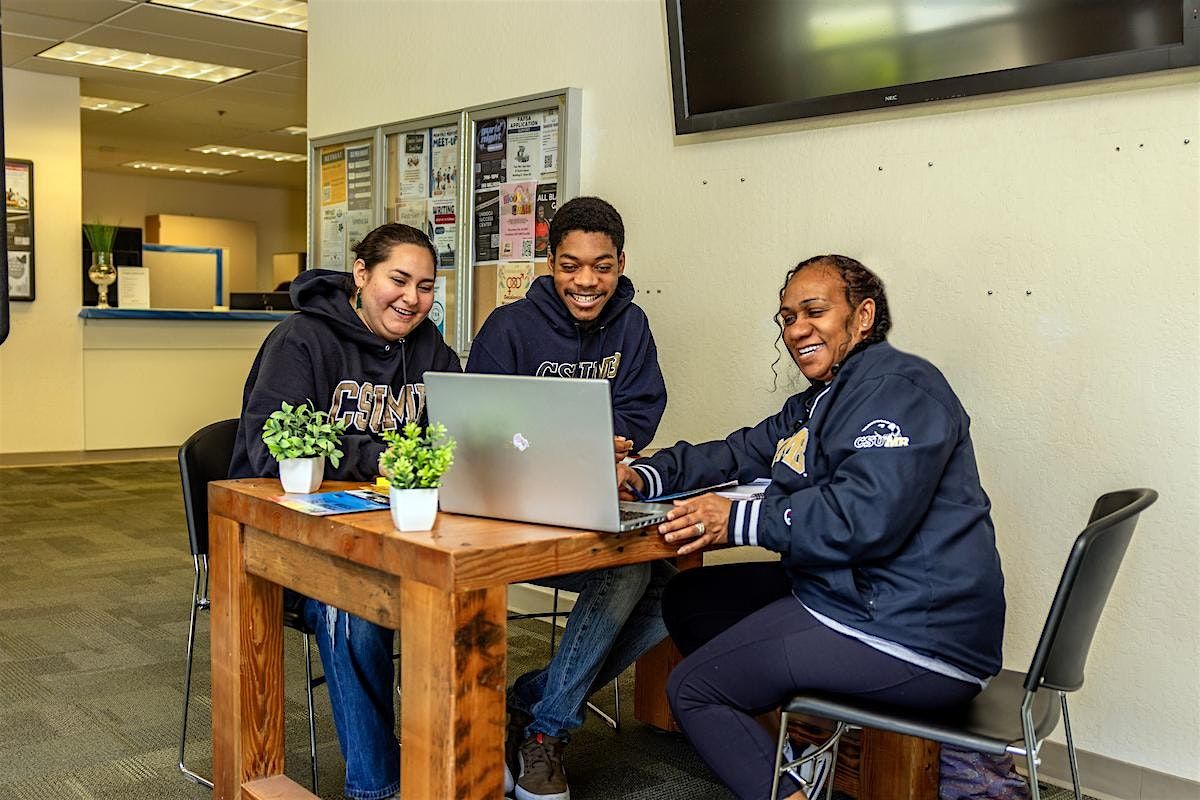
[[5, 161, 30, 211], [497, 261, 535, 306], [474, 117, 506, 190], [499, 181, 536, 261], [505, 113, 542, 182], [320, 147, 347, 206], [474, 190, 500, 262], [345, 144, 373, 211], [399, 131, 429, 198], [8, 251, 31, 298], [539, 108, 559, 181], [534, 184, 557, 258], [430, 125, 458, 199], [430, 199, 456, 267]]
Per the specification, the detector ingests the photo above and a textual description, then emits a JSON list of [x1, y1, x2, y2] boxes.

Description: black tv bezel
[[665, 1, 1200, 135]]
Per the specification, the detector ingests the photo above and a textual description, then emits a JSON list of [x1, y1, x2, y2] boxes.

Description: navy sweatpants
[[664, 563, 980, 800]]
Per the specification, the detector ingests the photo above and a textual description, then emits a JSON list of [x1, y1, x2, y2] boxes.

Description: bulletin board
[[309, 88, 581, 355], [5, 159, 35, 302]]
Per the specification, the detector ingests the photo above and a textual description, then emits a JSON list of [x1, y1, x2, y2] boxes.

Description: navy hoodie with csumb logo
[[229, 269, 461, 482], [466, 273, 667, 451]]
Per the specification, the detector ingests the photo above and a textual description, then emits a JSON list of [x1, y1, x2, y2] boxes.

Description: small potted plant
[[378, 422, 456, 531], [261, 401, 347, 493]]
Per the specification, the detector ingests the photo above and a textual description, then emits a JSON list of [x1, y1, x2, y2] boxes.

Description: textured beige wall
[[308, 0, 1200, 781], [0, 69, 84, 453]]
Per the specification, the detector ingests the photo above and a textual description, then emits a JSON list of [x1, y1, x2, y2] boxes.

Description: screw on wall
[[1115, 146, 1120, 151], [1025, 290, 1032, 296], [928, 161, 934, 167], [877, 166, 884, 171], [701, 179, 708, 185], [1186, 139, 1191, 145], [740, 177, 745, 182], [987, 290, 993, 295]]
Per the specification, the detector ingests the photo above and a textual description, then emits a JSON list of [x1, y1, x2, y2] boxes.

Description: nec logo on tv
[[884, 94, 899, 102]]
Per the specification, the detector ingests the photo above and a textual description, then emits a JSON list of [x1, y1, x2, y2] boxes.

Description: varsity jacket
[[229, 269, 461, 482], [632, 341, 1005, 678], [466, 274, 667, 451]]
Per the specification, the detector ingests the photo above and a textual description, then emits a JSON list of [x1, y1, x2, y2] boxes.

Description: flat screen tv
[[666, 0, 1200, 134]]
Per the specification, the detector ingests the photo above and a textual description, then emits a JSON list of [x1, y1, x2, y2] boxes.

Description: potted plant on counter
[[378, 422, 456, 531], [262, 401, 347, 493]]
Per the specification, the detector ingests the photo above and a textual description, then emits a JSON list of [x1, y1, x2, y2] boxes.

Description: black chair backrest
[[178, 419, 240, 559], [1024, 488, 1158, 693]]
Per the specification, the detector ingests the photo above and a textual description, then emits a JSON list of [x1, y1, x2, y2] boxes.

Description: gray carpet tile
[[0, 460, 1100, 800]]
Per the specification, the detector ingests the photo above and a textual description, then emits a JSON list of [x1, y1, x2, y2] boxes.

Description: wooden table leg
[[859, 728, 939, 800], [632, 552, 702, 730], [401, 581, 507, 799], [210, 515, 286, 800]]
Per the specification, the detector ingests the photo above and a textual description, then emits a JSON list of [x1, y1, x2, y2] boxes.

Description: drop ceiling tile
[[1, 33, 58, 66], [229, 71, 302, 95], [265, 60, 305, 79], [113, 4, 304, 58], [0, 10, 94, 40], [73, 26, 291, 72], [0, 0, 135, 24]]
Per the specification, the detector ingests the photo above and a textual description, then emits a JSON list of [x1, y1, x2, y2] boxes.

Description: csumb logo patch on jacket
[[854, 419, 910, 449]]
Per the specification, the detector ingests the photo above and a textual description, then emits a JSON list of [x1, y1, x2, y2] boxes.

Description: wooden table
[[207, 478, 936, 800]]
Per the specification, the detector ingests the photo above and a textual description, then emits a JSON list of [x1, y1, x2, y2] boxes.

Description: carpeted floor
[[0, 460, 1100, 800]]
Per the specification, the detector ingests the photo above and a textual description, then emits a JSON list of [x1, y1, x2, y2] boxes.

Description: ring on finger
[[695, 521, 706, 536]]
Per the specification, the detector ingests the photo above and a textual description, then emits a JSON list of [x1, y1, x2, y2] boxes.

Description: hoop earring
[[355, 289, 363, 310]]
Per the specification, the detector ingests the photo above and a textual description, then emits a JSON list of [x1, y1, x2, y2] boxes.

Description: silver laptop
[[424, 372, 673, 532]]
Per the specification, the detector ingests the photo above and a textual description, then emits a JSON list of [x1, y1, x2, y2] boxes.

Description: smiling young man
[[467, 196, 670, 800]]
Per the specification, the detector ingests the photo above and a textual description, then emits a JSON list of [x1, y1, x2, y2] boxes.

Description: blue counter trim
[[78, 308, 291, 321], [143, 243, 223, 306]]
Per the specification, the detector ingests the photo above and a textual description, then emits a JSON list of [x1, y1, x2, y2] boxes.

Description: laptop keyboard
[[619, 508, 666, 524]]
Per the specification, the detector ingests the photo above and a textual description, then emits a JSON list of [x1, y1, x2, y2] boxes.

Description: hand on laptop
[[613, 436, 633, 462], [658, 494, 731, 556], [616, 463, 644, 500]]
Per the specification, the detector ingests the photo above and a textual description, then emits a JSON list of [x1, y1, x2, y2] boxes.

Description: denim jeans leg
[[303, 598, 400, 800], [516, 563, 652, 738], [588, 559, 676, 691]]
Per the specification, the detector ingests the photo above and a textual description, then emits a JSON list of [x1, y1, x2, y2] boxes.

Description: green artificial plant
[[261, 401, 348, 467], [378, 422, 456, 489], [83, 223, 119, 253]]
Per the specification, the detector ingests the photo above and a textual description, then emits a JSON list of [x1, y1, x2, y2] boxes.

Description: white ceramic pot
[[279, 456, 325, 494], [389, 486, 439, 531]]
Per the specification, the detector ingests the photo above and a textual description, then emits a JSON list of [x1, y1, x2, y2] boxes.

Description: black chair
[[177, 418, 324, 792], [770, 488, 1158, 800]]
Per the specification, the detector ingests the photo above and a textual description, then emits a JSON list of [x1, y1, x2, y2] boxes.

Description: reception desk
[[78, 308, 289, 450]]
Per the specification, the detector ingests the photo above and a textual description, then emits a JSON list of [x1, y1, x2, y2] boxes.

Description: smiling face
[[549, 230, 625, 322], [778, 265, 876, 383], [352, 243, 436, 341]]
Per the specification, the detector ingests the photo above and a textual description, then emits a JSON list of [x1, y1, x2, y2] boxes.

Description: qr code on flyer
[[521, 240, 532, 258]]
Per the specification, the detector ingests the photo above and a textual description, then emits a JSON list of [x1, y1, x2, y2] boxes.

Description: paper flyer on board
[[431, 275, 447, 335], [474, 190, 500, 262], [345, 144, 373, 211], [395, 197, 430, 234], [496, 261, 535, 306], [499, 181, 536, 261], [399, 131, 430, 198], [534, 184, 557, 258], [505, 113, 542, 182], [320, 204, 347, 269], [116, 266, 150, 309], [430, 125, 458, 199], [539, 108, 559, 181], [430, 198, 456, 267], [320, 147, 347, 206], [346, 209, 373, 254], [474, 117, 506, 190], [7, 252, 30, 297]]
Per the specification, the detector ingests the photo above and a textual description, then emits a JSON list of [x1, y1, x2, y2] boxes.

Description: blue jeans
[[510, 560, 675, 739], [296, 594, 399, 800]]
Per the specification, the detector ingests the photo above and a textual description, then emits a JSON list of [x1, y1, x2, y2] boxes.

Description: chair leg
[[549, 588, 560, 656], [769, 710, 791, 800], [304, 632, 319, 793], [1060, 692, 1083, 800], [1021, 694, 1044, 800], [178, 560, 213, 789]]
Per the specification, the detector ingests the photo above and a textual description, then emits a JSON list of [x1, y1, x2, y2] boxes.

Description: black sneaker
[[515, 732, 569, 800]]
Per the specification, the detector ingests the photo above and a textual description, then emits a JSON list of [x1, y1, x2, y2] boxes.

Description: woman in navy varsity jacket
[[617, 255, 1005, 800]]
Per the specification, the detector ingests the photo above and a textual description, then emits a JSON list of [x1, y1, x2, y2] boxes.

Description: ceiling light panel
[[38, 42, 252, 83], [275, 125, 307, 136], [149, 0, 308, 31], [191, 144, 306, 162], [124, 161, 240, 176], [81, 96, 146, 113]]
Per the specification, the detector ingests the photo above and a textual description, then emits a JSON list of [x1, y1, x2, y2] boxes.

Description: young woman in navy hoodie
[[230, 223, 459, 800], [617, 256, 1006, 800]]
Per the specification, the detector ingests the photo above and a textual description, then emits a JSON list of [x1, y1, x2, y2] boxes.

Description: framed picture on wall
[[5, 159, 35, 302]]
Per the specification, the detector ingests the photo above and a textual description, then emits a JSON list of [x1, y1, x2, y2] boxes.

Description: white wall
[[83, 170, 306, 289], [0, 69, 84, 453], [308, 0, 1200, 782]]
